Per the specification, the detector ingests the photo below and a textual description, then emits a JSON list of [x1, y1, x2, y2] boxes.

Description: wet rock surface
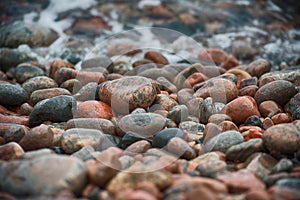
[[0, 0, 300, 199]]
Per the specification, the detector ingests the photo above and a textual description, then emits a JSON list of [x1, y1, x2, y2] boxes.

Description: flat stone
[[30, 88, 71, 105], [22, 76, 58, 95]]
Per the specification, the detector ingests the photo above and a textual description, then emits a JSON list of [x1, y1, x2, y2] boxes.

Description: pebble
[[81, 55, 113, 71], [190, 152, 222, 167], [61, 128, 104, 154], [199, 97, 218, 124], [203, 123, 222, 143], [226, 138, 264, 161], [0, 84, 28, 106], [293, 107, 300, 120], [106, 162, 173, 195], [144, 51, 169, 65], [275, 178, 300, 190], [0, 123, 29, 143], [244, 115, 263, 127], [49, 59, 75, 79], [66, 118, 115, 135], [217, 169, 266, 193], [221, 96, 260, 125], [73, 82, 98, 101], [14, 64, 44, 83], [21, 148, 55, 160], [225, 68, 252, 88], [153, 94, 178, 111], [125, 140, 152, 155], [0, 155, 87, 196], [245, 153, 278, 179], [179, 121, 201, 135], [167, 137, 196, 160], [177, 88, 194, 105], [263, 123, 300, 154], [19, 124, 53, 151], [75, 100, 112, 119], [54, 67, 78, 85], [246, 58, 272, 78], [208, 114, 232, 124], [30, 88, 71, 105], [0, 22, 58, 48], [259, 100, 283, 118], [240, 77, 258, 88], [167, 105, 189, 124], [239, 85, 258, 97], [0, 114, 29, 126], [164, 177, 227, 200], [152, 128, 186, 148], [262, 117, 274, 130], [285, 93, 300, 115], [60, 79, 82, 93], [193, 78, 238, 104], [204, 130, 244, 153], [97, 76, 158, 114], [218, 120, 239, 132], [196, 160, 227, 178], [156, 76, 178, 93], [22, 76, 58, 95], [254, 80, 296, 106], [183, 72, 208, 88], [119, 113, 166, 137], [120, 131, 150, 149], [19, 102, 33, 115], [271, 158, 293, 173], [29, 95, 75, 126], [259, 70, 300, 85], [0, 142, 24, 160]]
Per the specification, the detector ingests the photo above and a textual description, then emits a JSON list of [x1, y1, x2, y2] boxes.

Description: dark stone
[[152, 128, 186, 148], [275, 178, 300, 190], [244, 115, 263, 127], [15, 64, 44, 83], [0, 84, 28, 106], [167, 105, 189, 124], [29, 95, 75, 126], [120, 131, 150, 149], [22, 76, 58, 95]]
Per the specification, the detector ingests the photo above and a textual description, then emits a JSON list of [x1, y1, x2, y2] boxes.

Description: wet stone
[[271, 158, 293, 173], [67, 118, 115, 135], [75, 100, 112, 119], [167, 137, 196, 160], [167, 104, 189, 124], [0, 22, 58, 48], [61, 128, 104, 154], [153, 128, 186, 148], [30, 88, 71, 105], [221, 96, 260, 125], [0, 84, 28, 106], [0, 155, 87, 196], [254, 80, 296, 106], [263, 124, 300, 154], [204, 130, 244, 153], [193, 78, 238, 104], [0, 142, 24, 161], [226, 138, 264, 161], [244, 115, 263, 128], [22, 76, 58, 95], [29, 95, 75, 126], [97, 76, 158, 114], [19, 124, 54, 151], [119, 113, 166, 138], [14, 64, 44, 83], [196, 160, 227, 178]]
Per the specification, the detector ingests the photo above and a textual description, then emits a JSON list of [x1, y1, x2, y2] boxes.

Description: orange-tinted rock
[[167, 137, 196, 160], [183, 72, 208, 88], [219, 120, 238, 132], [125, 140, 151, 155], [239, 85, 258, 97], [0, 114, 29, 126], [19, 124, 53, 151], [262, 117, 274, 130], [153, 94, 178, 111], [259, 100, 283, 118], [30, 88, 71, 105], [246, 58, 272, 78], [240, 77, 258, 88], [49, 59, 74, 79], [223, 55, 239, 70], [271, 113, 291, 124], [254, 80, 296, 106], [76, 71, 106, 86], [208, 114, 232, 124], [0, 142, 24, 160], [97, 76, 158, 114], [193, 78, 238, 104], [144, 51, 168, 65], [75, 100, 112, 119], [198, 48, 228, 65], [221, 96, 260, 125], [226, 68, 251, 88], [217, 169, 266, 193], [245, 190, 271, 200], [177, 88, 194, 105], [203, 123, 222, 143], [135, 181, 162, 199]]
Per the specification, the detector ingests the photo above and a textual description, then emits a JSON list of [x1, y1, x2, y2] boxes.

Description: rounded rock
[[22, 76, 58, 95], [75, 100, 112, 120], [30, 88, 71, 105], [15, 64, 44, 83], [254, 80, 296, 106], [0, 84, 28, 106], [263, 124, 300, 154], [119, 113, 166, 138], [153, 128, 186, 148]]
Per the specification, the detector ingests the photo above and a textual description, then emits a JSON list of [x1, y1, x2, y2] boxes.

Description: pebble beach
[[0, 0, 300, 199]]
